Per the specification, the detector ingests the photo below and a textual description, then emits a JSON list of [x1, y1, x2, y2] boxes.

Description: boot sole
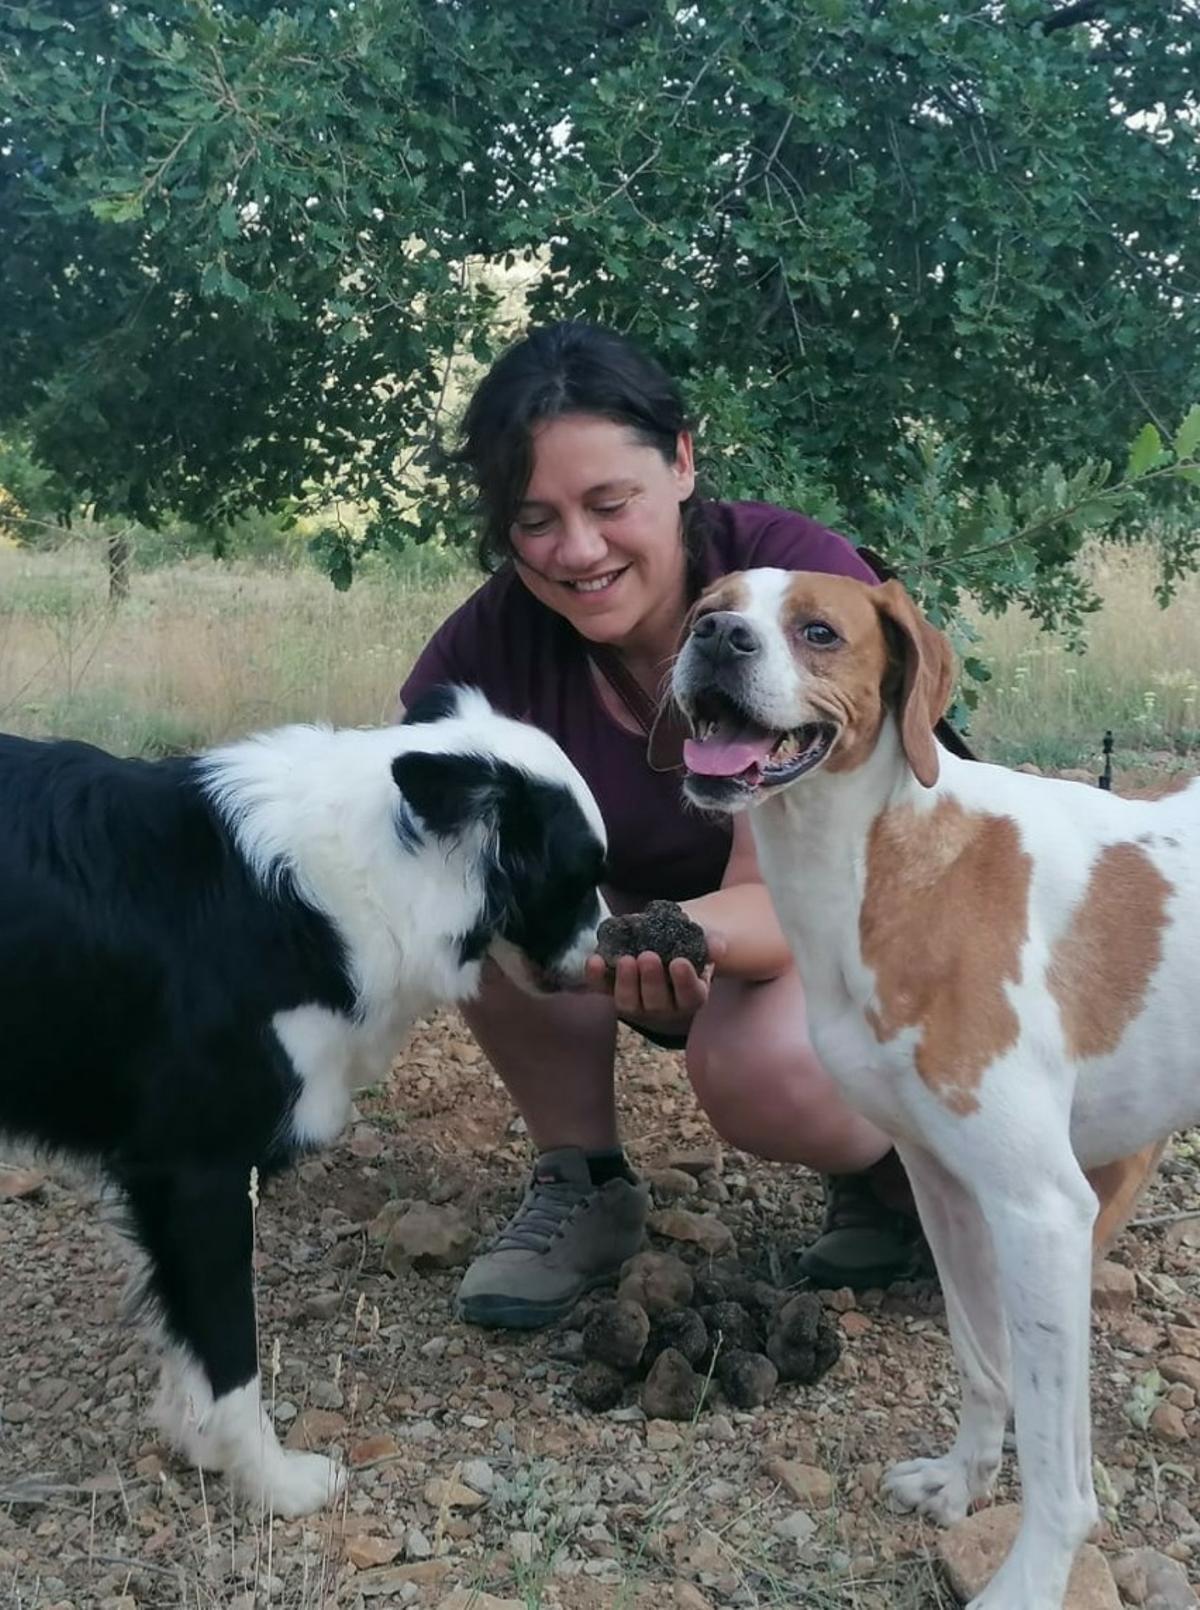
[[456, 1271, 617, 1331], [797, 1248, 928, 1292]]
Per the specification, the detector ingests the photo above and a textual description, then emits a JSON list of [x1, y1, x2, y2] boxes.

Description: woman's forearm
[[682, 883, 792, 983]]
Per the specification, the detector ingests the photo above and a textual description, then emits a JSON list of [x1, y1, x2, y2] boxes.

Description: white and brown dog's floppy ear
[[873, 580, 956, 788]]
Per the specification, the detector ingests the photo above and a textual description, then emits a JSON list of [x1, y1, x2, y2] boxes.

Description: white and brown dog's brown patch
[[861, 800, 1032, 1116], [1048, 840, 1174, 1061]]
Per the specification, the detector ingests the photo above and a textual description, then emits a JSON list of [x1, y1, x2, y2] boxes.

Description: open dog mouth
[[682, 689, 837, 790]]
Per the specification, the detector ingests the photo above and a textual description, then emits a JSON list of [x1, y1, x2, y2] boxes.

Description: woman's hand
[[584, 931, 728, 1034]]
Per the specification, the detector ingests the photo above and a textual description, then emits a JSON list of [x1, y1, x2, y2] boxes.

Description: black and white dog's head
[[395, 685, 608, 993], [201, 685, 607, 1009]]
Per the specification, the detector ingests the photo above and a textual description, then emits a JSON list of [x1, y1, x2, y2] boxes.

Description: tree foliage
[[2, 0, 1198, 626]]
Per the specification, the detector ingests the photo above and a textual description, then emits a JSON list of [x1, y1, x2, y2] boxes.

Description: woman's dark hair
[[457, 321, 701, 572]]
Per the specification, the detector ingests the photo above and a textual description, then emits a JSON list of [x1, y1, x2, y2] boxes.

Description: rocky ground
[[1, 1014, 1198, 1610]]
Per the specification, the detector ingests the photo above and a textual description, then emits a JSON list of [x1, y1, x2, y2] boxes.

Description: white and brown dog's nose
[[689, 610, 762, 665]]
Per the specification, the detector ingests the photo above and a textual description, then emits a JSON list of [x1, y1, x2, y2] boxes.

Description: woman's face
[[508, 413, 696, 650]]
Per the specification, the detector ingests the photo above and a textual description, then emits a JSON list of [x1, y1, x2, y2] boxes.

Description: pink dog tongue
[[684, 732, 775, 777]]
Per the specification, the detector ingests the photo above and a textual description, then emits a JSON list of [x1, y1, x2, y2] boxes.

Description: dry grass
[[0, 542, 473, 754], [966, 543, 1200, 773], [1, 538, 1198, 775]]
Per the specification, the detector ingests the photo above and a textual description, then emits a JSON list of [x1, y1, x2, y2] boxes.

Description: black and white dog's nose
[[691, 610, 761, 661]]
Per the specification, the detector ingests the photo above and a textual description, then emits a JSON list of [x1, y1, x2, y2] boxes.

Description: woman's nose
[[556, 511, 609, 569]]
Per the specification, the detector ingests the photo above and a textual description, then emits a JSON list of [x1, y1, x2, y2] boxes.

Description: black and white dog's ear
[[400, 684, 465, 727], [391, 752, 500, 838]]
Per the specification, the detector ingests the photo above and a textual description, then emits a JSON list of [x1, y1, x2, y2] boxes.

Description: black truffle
[[582, 1298, 650, 1371], [596, 900, 709, 974], [698, 1301, 762, 1358], [641, 1348, 706, 1421], [717, 1348, 779, 1409], [572, 1361, 627, 1412], [644, 1308, 709, 1370], [765, 1293, 842, 1384]]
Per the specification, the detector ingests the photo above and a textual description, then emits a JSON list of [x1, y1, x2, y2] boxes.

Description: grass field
[[1, 537, 1197, 778]]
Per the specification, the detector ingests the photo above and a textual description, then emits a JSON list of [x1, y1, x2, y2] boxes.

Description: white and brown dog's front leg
[[883, 1144, 1011, 1524], [900, 1117, 1099, 1610]]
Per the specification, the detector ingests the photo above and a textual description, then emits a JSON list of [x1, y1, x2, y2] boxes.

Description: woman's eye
[[515, 517, 552, 536], [802, 621, 840, 647], [592, 501, 627, 517]]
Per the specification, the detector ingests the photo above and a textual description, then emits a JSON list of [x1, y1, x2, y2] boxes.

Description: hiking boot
[[796, 1151, 929, 1290], [456, 1147, 649, 1329]]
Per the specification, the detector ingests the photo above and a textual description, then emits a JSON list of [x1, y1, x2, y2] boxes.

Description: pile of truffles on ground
[[584, 902, 840, 1418], [571, 1251, 841, 1419], [596, 900, 711, 976]]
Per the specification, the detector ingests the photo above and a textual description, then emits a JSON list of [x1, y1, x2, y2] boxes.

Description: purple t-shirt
[[400, 500, 876, 899]]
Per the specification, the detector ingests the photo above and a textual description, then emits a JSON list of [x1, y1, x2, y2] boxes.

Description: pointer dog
[[674, 569, 1196, 1610], [0, 685, 606, 1517]]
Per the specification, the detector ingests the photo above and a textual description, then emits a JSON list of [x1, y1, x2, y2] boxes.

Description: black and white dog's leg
[[122, 1164, 344, 1518], [882, 1143, 1011, 1525]]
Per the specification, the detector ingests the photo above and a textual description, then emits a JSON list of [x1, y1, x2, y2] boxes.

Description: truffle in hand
[[596, 900, 709, 974]]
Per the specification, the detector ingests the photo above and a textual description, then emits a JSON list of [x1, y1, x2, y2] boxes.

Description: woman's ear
[[673, 430, 696, 499]]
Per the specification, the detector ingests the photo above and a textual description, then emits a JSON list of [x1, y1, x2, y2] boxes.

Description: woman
[[400, 321, 923, 1329]]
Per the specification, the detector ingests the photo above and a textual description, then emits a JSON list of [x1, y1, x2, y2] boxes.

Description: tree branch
[[1033, 1, 1107, 35]]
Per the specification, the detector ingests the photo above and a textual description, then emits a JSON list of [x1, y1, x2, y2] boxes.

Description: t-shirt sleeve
[[395, 595, 489, 719], [750, 509, 881, 584]]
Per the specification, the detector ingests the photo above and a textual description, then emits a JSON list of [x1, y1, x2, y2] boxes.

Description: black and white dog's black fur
[[0, 685, 606, 1516]]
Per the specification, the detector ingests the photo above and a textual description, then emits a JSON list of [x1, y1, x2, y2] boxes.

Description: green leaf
[[1125, 423, 1163, 481], [1173, 403, 1200, 462], [89, 194, 145, 224]]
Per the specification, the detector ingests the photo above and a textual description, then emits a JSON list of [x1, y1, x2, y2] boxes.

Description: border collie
[[0, 686, 606, 1516]]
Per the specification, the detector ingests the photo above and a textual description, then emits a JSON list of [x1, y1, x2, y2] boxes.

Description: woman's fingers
[[585, 941, 723, 1024], [583, 954, 611, 993], [668, 956, 710, 1013]]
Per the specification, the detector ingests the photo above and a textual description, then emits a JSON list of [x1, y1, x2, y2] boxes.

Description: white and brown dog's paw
[[883, 1453, 987, 1526]]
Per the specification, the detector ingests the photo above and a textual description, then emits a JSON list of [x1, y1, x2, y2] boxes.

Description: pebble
[[405, 1526, 434, 1559], [423, 1476, 488, 1511], [647, 1207, 735, 1257], [508, 1530, 540, 1566], [773, 1509, 817, 1546], [1093, 1260, 1138, 1312], [1112, 1547, 1198, 1607], [939, 1506, 1120, 1607], [763, 1457, 834, 1508], [460, 1458, 495, 1494]]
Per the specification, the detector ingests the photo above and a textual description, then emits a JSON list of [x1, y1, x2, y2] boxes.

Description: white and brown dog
[[673, 568, 1196, 1610]]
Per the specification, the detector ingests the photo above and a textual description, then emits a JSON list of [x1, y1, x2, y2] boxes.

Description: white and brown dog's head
[[673, 568, 956, 811]]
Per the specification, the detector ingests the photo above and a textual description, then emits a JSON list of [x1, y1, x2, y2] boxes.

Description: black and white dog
[[0, 685, 606, 1516]]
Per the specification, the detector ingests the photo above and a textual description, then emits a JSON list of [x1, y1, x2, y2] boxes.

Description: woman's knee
[[687, 976, 820, 1148], [686, 973, 887, 1170]]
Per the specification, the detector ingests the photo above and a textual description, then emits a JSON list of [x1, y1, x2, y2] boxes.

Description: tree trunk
[[107, 530, 132, 603]]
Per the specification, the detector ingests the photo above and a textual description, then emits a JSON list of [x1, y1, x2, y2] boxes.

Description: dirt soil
[[2, 1013, 1198, 1610]]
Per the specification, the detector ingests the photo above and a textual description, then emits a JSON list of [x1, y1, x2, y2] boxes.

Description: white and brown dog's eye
[[801, 621, 840, 648]]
